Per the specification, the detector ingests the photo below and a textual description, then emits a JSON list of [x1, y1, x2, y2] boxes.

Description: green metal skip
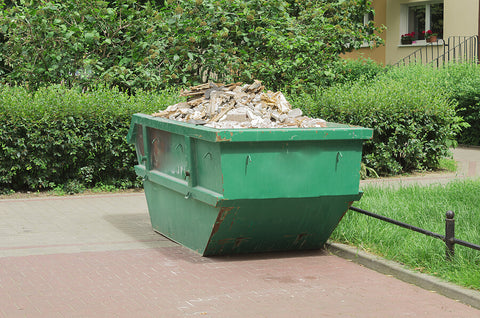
[[127, 113, 373, 256]]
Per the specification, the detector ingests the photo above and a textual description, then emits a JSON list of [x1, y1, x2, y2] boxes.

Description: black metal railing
[[394, 36, 479, 67], [443, 36, 479, 64], [349, 206, 480, 261]]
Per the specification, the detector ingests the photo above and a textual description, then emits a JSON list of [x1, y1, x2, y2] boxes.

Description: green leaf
[[84, 32, 95, 42]]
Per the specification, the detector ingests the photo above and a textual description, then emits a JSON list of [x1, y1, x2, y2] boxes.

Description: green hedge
[[291, 64, 466, 176], [438, 63, 480, 145], [1, 64, 471, 192], [0, 85, 180, 193], [330, 58, 387, 85]]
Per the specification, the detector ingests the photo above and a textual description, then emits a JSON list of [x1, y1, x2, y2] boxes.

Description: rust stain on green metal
[[215, 132, 232, 142], [234, 237, 249, 248], [211, 207, 234, 236]]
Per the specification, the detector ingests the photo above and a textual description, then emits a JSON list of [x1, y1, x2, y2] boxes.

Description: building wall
[[444, 0, 478, 37], [341, 0, 387, 64], [344, 0, 479, 65]]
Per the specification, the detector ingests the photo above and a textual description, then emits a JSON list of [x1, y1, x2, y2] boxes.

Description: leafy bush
[[154, 0, 383, 92], [331, 58, 387, 85], [378, 63, 480, 146], [0, 85, 180, 193], [439, 63, 480, 145], [0, 0, 164, 91], [0, 0, 383, 93], [291, 64, 466, 176]]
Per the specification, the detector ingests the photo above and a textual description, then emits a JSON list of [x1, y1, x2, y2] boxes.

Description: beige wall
[[444, 0, 478, 37], [386, 0, 415, 64], [342, 0, 387, 64]]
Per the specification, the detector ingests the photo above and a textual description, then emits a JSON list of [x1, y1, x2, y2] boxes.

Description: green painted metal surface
[[127, 113, 373, 256]]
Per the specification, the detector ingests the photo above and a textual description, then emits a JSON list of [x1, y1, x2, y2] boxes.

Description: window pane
[[368, 11, 374, 22], [408, 5, 425, 40], [431, 3, 444, 39]]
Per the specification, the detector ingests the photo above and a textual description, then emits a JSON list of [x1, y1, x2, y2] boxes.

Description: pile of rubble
[[152, 80, 327, 129]]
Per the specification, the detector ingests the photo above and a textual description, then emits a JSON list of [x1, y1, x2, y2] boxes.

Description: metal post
[[445, 210, 455, 261]]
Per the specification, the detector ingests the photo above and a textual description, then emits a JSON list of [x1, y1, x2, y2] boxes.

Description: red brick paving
[[2, 155, 480, 318], [1, 246, 479, 318]]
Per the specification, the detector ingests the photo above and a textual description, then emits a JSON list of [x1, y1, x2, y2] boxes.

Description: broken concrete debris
[[152, 81, 327, 129]]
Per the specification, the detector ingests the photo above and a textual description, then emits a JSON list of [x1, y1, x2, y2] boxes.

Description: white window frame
[[360, 12, 374, 48], [400, 1, 444, 46]]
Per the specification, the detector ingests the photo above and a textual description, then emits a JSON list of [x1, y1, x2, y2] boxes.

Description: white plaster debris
[[152, 80, 327, 129]]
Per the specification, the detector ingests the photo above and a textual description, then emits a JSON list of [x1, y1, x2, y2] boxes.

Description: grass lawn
[[331, 179, 480, 291]]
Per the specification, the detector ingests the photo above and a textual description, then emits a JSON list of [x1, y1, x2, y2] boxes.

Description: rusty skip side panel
[[202, 195, 364, 256], [211, 207, 235, 236], [208, 206, 245, 255]]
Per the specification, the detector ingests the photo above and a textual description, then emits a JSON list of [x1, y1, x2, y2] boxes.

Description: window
[[402, 1, 444, 42], [359, 10, 375, 47], [364, 11, 374, 26]]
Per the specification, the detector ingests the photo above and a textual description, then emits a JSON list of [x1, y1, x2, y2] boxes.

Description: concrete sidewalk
[[1, 194, 480, 317], [361, 145, 480, 187], [1, 146, 480, 317]]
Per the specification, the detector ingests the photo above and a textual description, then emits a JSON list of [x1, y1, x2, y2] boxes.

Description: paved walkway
[[361, 146, 480, 187], [1, 147, 480, 317]]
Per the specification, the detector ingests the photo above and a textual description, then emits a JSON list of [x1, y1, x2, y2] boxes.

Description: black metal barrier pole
[[349, 206, 480, 261], [348, 206, 445, 240], [445, 210, 455, 261]]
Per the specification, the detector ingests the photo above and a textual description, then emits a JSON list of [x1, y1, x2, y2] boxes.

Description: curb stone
[[326, 242, 480, 310]]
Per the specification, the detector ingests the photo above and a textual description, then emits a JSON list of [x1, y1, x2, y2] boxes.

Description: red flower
[[401, 32, 415, 39]]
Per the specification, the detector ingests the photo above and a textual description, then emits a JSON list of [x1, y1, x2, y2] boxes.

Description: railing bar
[[394, 36, 478, 67], [475, 37, 478, 62], [453, 37, 456, 60], [350, 206, 480, 253], [474, 36, 476, 60], [349, 206, 445, 241], [468, 38, 471, 60], [430, 43, 435, 61], [470, 38, 472, 59], [453, 238, 480, 251], [473, 37, 476, 60], [447, 37, 450, 59]]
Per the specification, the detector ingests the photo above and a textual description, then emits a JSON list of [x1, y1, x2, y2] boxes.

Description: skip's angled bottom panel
[[144, 180, 361, 256]]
